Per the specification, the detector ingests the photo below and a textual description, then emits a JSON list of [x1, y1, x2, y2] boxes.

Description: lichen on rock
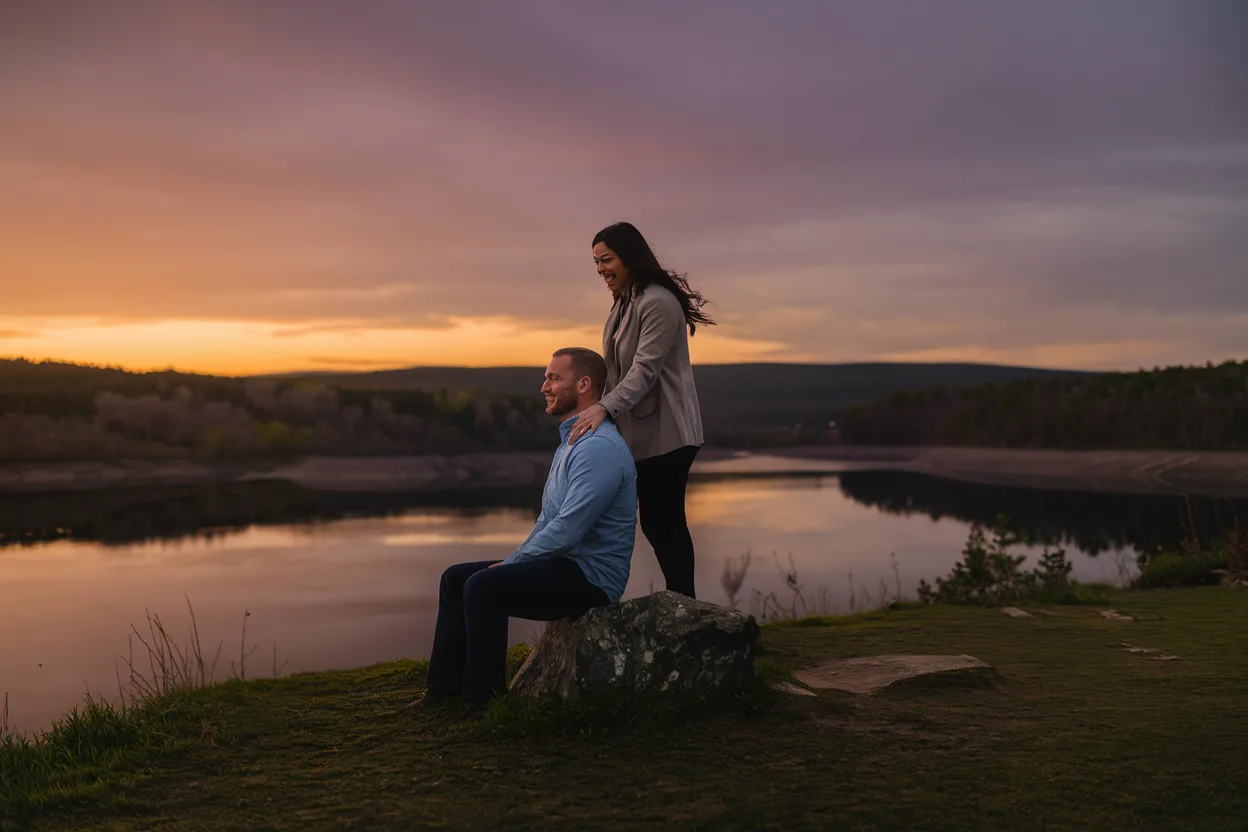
[[509, 591, 761, 701]]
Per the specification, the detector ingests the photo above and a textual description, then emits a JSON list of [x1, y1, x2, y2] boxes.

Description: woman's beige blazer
[[597, 283, 704, 461]]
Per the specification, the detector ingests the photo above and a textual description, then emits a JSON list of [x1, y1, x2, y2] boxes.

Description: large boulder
[[509, 591, 761, 701]]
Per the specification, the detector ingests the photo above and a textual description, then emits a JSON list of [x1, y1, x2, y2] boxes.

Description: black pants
[[635, 444, 700, 598], [426, 557, 609, 704]]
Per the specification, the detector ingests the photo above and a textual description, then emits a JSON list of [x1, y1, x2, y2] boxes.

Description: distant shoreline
[[766, 445, 1248, 498], [1, 445, 1247, 498]]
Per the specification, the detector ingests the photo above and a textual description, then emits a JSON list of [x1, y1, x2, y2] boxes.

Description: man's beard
[[547, 391, 578, 418]]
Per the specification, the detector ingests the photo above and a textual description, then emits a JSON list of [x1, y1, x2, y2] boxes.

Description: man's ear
[[578, 376, 591, 394]]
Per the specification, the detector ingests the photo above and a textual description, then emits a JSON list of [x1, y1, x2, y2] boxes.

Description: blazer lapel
[[603, 300, 622, 380], [608, 291, 635, 351]]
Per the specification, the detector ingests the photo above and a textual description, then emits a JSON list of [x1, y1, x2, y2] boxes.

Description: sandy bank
[[1, 446, 1246, 497]]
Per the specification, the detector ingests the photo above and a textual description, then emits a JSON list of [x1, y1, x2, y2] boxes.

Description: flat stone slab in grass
[[1001, 607, 1034, 618], [796, 655, 991, 694], [773, 681, 817, 697], [1100, 609, 1134, 621], [1116, 642, 1184, 661]]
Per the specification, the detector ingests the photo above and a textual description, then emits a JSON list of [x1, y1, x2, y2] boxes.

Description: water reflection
[[6, 472, 1242, 559], [836, 470, 1248, 557], [0, 508, 543, 735], [0, 482, 542, 549], [3, 470, 1241, 734]]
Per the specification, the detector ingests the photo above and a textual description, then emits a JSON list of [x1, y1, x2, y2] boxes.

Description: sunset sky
[[3, 1, 1246, 375]]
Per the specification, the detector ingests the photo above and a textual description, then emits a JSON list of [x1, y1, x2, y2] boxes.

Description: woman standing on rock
[[567, 221, 714, 598]]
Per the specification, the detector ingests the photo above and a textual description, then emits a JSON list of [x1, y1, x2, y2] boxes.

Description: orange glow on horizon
[[0, 316, 799, 376]]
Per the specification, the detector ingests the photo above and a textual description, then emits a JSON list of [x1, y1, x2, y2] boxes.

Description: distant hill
[[277, 362, 1090, 437], [0, 359, 214, 395]]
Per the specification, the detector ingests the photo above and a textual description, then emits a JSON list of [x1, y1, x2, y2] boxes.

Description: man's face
[[541, 355, 582, 417]]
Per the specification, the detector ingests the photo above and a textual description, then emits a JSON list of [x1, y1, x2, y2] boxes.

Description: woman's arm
[[597, 289, 683, 420]]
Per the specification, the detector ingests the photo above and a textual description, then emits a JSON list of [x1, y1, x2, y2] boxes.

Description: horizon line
[[12, 353, 1234, 379]]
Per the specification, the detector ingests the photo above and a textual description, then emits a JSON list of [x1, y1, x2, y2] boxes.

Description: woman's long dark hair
[[592, 222, 715, 336]]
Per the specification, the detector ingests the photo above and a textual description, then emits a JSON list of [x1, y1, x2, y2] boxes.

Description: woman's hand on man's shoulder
[[568, 403, 609, 445]]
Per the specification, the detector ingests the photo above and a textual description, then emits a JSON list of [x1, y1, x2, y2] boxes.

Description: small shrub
[[1136, 549, 1228, 588], [917, 515, 1110, 606]]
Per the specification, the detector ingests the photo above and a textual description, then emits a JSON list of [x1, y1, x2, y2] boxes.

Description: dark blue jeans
[[426, 557, 609, 704]]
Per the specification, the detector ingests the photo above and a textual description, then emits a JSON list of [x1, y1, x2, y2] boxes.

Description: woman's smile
[[592, 242, 629, 295]]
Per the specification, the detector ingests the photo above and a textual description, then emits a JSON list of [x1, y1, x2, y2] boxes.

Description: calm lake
[[3, 455, 1244, 732]]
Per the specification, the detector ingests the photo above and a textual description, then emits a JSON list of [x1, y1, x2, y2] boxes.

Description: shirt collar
[[558, 409, 606, 442]]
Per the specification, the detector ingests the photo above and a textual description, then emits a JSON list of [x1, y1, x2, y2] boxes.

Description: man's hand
[[568, 404, 607, 444]]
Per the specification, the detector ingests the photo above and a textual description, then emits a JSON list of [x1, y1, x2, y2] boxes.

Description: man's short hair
[[552, 347, 607, 396]]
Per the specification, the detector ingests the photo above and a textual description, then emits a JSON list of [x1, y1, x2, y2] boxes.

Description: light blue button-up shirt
[[500, 414, 637, 602]]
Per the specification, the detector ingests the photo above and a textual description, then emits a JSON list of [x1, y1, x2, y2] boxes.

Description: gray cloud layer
[[2, 0, 1246, 367]]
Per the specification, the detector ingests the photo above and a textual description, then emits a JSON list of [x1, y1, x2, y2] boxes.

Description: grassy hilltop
[[3, 587, 1245, 830]]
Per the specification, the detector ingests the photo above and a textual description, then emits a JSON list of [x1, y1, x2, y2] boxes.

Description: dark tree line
[[0, 359, 559, 461], [838, 360, 1248, 450]]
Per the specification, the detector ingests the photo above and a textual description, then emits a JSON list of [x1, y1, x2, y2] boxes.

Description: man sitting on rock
[[412, 347, 638, 711]]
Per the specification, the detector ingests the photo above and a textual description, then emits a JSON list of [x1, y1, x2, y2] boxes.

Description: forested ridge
[[0, 357, 1084, 459], [838, 360, 1248, 450], [287, 361, 1083, 438], [0, 359, 556, 460]]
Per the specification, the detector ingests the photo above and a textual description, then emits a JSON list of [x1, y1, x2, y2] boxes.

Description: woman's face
[[592, 242, 631, 296]]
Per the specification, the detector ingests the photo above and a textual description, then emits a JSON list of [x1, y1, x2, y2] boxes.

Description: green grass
[[5, 587, 1247, 831], [1, 690, 218, 823]]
